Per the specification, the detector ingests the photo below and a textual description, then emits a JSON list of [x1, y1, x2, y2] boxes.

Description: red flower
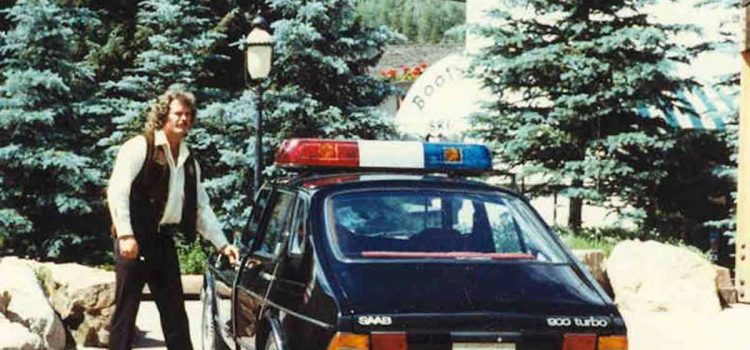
[[378, 63, 430, 82]]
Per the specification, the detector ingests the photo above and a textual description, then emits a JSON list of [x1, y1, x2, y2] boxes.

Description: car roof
[[273, 171, 519, 196]]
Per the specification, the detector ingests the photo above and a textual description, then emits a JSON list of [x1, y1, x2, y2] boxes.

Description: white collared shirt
[[107, 130, 229, 249]]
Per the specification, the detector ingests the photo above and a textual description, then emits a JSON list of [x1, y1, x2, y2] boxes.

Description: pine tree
[[193, 93, 257, 234], [0, 0, 101, 258], [470, 0, 701, 231], [264, 0, 395, 141], [192, 0, 398, 235], [700, 0, 739, 248], [95, 0, 226, 152]]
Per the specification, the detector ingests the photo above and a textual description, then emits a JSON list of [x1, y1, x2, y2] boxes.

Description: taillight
[[598, 335, 628, 350], [371, 332, 407, 350], [327, 332, 369, 350], [562, 333, 597, 350]]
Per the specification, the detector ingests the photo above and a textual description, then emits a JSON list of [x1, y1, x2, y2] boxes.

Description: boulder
[[0, 314, 43, 350], [0, 259, 66, 350], [571, 249, 612, 295], [606, 240, 721, 313], [38, 262, 115, 347]]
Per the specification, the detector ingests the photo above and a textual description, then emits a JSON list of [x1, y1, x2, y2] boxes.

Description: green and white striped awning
[[638, 84, 736, 130]]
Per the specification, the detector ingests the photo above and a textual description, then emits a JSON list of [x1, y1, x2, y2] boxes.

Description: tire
[[201, 284, 229, 350]]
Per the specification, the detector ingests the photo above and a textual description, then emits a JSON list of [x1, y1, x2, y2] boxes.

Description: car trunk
[[336, 260, 614, 331], [332, 261, 617, 349]]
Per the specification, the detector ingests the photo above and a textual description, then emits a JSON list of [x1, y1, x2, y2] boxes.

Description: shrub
[[175, 238, 212, 275]]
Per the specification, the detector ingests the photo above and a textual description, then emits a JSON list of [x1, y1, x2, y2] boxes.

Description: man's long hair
[[144, 89, 197, 134]]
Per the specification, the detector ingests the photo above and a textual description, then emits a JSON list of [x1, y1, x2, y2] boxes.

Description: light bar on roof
[[275, 138, 492, 172]]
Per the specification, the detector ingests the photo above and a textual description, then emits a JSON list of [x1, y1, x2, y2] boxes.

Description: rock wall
[[0, 257, 115, 349]]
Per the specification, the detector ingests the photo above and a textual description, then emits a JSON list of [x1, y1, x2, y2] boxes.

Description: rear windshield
[[326, 189, 567, 262]]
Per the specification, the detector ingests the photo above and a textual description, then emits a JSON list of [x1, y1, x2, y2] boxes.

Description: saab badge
[[358, 315, 392, 326]]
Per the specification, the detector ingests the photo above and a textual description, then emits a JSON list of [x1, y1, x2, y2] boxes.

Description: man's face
[[162, 99, 193, 138]]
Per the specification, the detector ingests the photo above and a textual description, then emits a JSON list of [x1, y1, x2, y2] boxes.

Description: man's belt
[[157, 223, 181, 237]]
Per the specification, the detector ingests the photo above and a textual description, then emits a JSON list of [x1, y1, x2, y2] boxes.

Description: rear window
[[327, 189, 566, 262]]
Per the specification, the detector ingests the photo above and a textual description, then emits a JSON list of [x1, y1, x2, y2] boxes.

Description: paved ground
[[621, 304, 750, 350], [131, 301, 202, 349], [124, 301, 750, 350]]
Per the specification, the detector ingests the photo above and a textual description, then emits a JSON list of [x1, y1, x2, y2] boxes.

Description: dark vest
[[129, 131, 197, 243]]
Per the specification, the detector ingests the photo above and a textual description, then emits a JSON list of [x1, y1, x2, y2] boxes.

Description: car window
[[242, 186, 273, 247], [327, 189, 566, 262], [258, 190, 295, 256], [288, 198, 308, 256], [485, 201, 524, 253]]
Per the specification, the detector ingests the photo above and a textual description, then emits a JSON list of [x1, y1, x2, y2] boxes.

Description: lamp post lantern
[[245, 16, 273, 193]]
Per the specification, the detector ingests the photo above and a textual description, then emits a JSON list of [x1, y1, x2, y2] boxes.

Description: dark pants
[[109, 234, 193, 350]]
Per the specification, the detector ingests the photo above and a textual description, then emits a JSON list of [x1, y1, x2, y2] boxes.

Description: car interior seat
[[413, 227, 461, 252]]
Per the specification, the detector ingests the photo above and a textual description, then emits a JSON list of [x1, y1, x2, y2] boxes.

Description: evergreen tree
[[193, 93, 256, 234], [0, 0, 101, 258], [72, 0, 140, 85], [264, 0, 395, 141], [192, 0, 397, 235], [470, 0, 701, 231], [95, 0, 226, 152], [700, 0, 739, 254]]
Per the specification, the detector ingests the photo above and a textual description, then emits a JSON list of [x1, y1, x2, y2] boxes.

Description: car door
[[268, 195, 310, 308], [234, 189, 296, 349], [208, 185, 273, 347], [266, 195, 315, 349]]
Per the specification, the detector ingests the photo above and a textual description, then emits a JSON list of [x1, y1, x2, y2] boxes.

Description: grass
[[553, 225, 637, 256], [559, 233, 618, 256]]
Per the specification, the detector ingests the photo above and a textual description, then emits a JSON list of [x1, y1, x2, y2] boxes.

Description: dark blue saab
[[201, 139, 627, 350]]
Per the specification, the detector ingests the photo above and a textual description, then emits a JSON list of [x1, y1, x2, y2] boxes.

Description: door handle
[[235, 257, 262, 271], [260, 272, 275, 282]]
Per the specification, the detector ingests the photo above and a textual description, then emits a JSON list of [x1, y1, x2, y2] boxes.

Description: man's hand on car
[[221, 244, 240, 265]]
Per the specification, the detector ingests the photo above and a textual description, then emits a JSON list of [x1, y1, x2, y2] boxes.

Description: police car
[[201, 139, 628, 350]]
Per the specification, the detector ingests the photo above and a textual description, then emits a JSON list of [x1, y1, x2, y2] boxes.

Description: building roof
[[374, 44, 461, 73]]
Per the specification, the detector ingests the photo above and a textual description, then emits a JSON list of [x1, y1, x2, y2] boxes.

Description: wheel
[[201, 285, 229, 350]]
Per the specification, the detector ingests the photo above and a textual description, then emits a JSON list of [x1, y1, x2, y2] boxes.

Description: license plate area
[[452, 343, 516, 350]]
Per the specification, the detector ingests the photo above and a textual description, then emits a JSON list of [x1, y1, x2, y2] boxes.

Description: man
[[107, 89, 240, 350]]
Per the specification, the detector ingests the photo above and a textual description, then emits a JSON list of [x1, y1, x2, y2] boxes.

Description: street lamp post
[[245, 16, 273, 193]]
